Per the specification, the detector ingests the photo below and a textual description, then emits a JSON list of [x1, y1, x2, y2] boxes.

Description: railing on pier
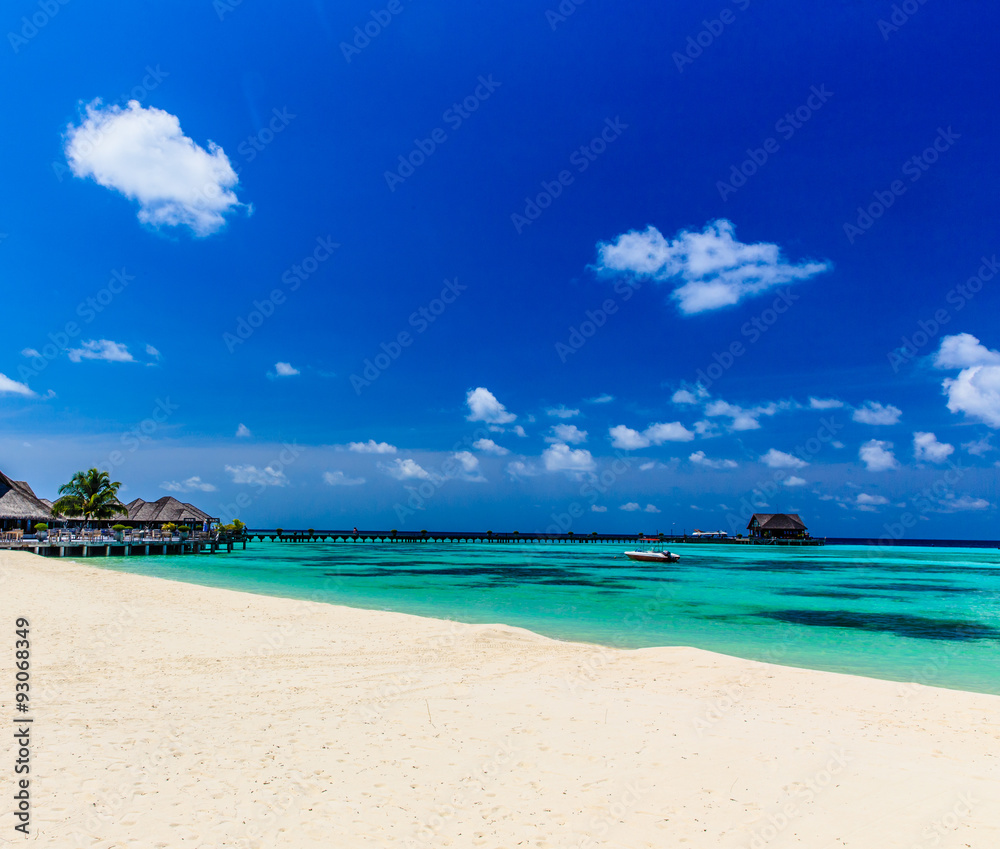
[[245, 531, 825, 546]]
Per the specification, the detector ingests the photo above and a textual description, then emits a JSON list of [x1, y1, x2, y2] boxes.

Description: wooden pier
[[8, 538, 249, 558], [246, 531, 825, 546], [3, 532, 826, 558]]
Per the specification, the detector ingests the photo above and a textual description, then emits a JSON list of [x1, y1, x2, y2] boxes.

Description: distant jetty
[[247, 530, 826, 546]]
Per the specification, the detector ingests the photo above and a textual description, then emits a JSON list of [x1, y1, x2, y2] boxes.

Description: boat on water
[[624, 538, 680, 563]]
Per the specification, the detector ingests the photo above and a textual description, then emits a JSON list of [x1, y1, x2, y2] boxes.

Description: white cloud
[[587, 393, 614, 404], [378, 458, 431, 480], [65, 100, 245, 236], [67, 339, 134, 364], [645, 421, 695, 443], [855, 492, 889, 512], [594, 219, 830, 314], [146, 344, 161, 359], [809, 397, 844, 409], [591, 505, 608, 512], [236, 423, 251, 438], [932, 494, 990, 512], [672, 387, 707, 405], [323, 470, 366, 486], [933, 333, 1000, 369], [161, 476, 217, 493], [225, 464, 289, 487], [21, 348, 41, 358], [348, 440, 397, 454], [619, 502, 659, 513], [913, 432, 954, 463], [505, 460, 540, 479], [546, 406, 580, 418], [511, 425, 528, 437], [451, 451, 486, 482], [548, 424, 588, 444], [941, 366, 1000, 427], [859, 439, 898, 472], [962, 435, 993, 457], [453, 451, 478, 471], [472, 438, 509, 455], [783, 476, 807, 487], [852, 401, 902, 425], [856, 493, 889, 506], [704, 399, 784, 431], [609, 421, 694, 449], [542, 442, 596, 473], [761, 448, 808, 469], [274, 362, 300, 377], [689, 450, 737, 470], [933, 336, 1000, 428], [693, 420, 720, 438], [466, 387, 516, 424], [609, 425, 649, 450], [0, 373, 36, 397]]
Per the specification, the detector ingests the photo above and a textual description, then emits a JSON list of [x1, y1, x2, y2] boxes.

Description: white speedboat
[[624, 538, 679, 563]]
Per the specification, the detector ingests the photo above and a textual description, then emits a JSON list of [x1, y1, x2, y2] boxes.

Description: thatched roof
[[115, 496, 214, 524], [748, 513, 806, 531], [0, 471, 53, 521]]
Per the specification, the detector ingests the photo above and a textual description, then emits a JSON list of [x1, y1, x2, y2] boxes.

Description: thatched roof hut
[[0, 470, 53, 528], [114, 496, 215, 526], [747, 513, 808, 539]]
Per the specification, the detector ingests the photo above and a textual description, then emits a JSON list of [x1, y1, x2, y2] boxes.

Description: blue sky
[[1, 0, 998, 537]]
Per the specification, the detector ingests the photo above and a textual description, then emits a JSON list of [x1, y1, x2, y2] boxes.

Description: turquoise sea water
[[91, 542, 1000, 695]]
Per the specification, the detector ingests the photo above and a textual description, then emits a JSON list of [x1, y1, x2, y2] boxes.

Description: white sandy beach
[[2, 550, 998, 848]]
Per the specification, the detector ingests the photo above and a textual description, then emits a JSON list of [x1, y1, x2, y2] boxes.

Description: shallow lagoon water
[[92, 541, 1000, 695]]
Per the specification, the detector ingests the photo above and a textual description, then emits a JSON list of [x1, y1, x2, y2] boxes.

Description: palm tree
[[52, 469, 127, 528]]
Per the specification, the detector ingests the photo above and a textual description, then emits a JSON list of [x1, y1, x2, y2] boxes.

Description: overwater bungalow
[[0, 470, 52, 533], [111, 496, 216, 529], [747, 513, 809, 540]]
